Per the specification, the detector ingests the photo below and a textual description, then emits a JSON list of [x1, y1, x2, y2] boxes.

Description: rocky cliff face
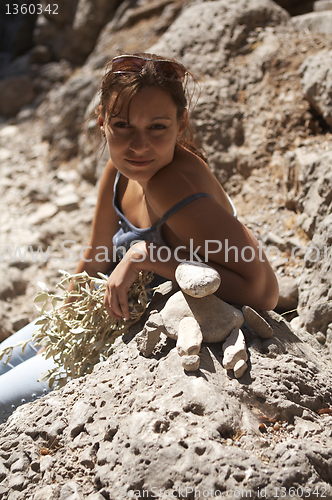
[[1, 0, 332, 497], [1, 291, 332, 499]]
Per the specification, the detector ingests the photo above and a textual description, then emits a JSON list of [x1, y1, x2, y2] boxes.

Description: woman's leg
[[0, 319, 40, 374], [0, 320, 56, 424]]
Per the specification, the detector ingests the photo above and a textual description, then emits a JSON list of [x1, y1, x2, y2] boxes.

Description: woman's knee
[[0, 321, 40, 375], [0, 350, 56, 423], [247, 265, 279, 310]]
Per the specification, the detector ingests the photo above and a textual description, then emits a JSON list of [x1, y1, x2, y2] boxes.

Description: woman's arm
[[103, 175, 278, 318], [63, 159, 121, 301], [145, 156, 279, 310], [75, 159, 120, 275], [103, 218, 278, 322]]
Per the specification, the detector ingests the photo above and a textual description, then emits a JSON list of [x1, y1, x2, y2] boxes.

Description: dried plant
[[0, 270, 153, 389]]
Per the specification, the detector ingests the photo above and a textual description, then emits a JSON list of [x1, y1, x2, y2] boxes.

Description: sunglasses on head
[[111, 55, 187, 82]]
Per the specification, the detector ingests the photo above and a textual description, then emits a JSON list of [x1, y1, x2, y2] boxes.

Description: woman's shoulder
[[146, 146, 209, 212], [100, 158, 118, 181], [93, 160, 119, 212], [97, 159, 118, 193]]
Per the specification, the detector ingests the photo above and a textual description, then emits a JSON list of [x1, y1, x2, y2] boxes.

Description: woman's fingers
[[118, 292, 130, 321], [104, 282, 130, 320], [103, 288, 123, 319], [103, 252, 142, 320]]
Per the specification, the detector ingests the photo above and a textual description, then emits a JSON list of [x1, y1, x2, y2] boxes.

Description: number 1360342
[[272, 487, 326, 497], [6, 4, 58, 15]]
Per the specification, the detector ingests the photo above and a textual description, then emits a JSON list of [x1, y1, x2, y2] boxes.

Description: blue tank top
[[112, 171, 236, 259]]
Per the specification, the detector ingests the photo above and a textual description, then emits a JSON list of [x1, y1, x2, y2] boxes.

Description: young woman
[[0, 53, 278, 423]]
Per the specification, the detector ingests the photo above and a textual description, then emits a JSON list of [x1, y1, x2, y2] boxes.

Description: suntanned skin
[[70, 86, 279, 321]]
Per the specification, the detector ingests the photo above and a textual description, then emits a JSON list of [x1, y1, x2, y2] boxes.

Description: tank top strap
[[113, 170, 121, 200], [157, 193, 213, 227]]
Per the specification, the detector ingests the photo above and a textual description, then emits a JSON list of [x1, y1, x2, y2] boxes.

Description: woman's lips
[[125, 158, 153, 167]]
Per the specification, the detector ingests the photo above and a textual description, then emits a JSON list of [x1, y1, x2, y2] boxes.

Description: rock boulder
[[150, 0, 290, 76], [160, 291, 244, 342], [1, 307, 332, 498], [292, 11, 332, 34], [0, 77, 35, 118], [300, 49, 332, 128]]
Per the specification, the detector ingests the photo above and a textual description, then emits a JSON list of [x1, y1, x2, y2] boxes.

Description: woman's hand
[[103, 242, 147, 320]]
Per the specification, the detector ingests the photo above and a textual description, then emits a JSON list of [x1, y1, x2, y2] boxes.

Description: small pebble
[[177, 317, 203, 356], [175, 261, 221, 297], [223, 328, 248, 370], [181, 354, 200, 371], [316, 332, 326, 344], [233, 359, 247, 378], [242, 306, 274, 338]]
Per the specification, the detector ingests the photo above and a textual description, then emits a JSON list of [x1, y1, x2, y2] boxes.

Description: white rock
[[290, 316, 302, 332], [222, 328, 248, 370], [161, 291, 244, 343], [181, 354, 200, 371], [40, 454, 54, 473], [55, 193, 79, 212], [0, 148, 12, 160], [0, 125, 18, 138], [33, 486, 56, 500], [175, 261, 221, 297], [55, 182, 77, 197], [292, 11, 332, 34], [56, 169, 79, 183], [314, 0, 332, 11], [135, 327, 161, 357], [145, 311, 164, 329], [135, 312, 164, 357], [28, 202, 58, 225], [277, 275, 298, 312], [233, 359, 248, 379], [294, 416, 322, 438], [177, 317, 203, 356], [82, 195, 97, 208], [242, 306, 274, 339]]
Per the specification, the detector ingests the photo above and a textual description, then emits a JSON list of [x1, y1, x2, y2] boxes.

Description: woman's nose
[[129, 130, 148, 153]]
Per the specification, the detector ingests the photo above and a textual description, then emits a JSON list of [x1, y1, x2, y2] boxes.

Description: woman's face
[[98, 87, 187, 183]]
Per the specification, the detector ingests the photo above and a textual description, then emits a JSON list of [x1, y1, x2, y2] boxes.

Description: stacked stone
[[136, 261, 275, 378]]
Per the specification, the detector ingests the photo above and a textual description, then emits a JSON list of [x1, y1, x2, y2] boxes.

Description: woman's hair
[[97, 53, 206, 160]]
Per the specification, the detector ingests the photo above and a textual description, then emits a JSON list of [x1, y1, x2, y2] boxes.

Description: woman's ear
[[98, 115, 105, 135], [178, 109, 188, 136]]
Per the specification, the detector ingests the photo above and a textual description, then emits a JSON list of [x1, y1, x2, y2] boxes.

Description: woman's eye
[[114, 121, 129, 128], [151, 124, 167, 130]]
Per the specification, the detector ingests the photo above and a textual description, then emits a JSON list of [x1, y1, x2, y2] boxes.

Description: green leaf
[[34, 318, 49, 326], [38, 370, 50, 382], [34, 293, 49, 303], [40, 302, 49, 316], [37, 281, 49, 292], [52, 296, 63, 309], [0, 347, 11, 362], [21, 339, 31, 356]]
